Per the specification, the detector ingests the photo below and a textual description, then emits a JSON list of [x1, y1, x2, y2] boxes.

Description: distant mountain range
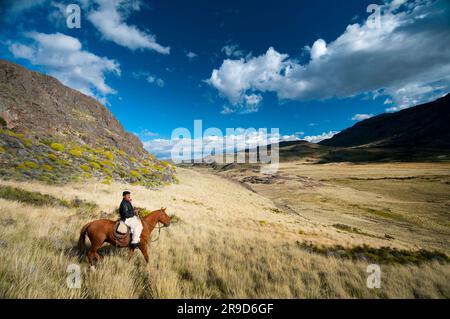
[[320, 94, 450, 149], [0, 59, 176, 185], [196, 94, 450, 167]]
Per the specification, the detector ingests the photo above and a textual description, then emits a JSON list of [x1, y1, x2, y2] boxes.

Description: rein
[[149, 222, 165, 243]]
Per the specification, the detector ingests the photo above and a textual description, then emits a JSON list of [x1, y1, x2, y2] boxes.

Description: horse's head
[[158, 207, 171, 227]]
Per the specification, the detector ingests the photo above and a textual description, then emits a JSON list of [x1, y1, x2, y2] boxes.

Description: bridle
[[149, 222, 166, 243]]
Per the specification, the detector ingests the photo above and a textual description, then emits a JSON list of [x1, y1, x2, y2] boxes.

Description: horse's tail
[[78, 222, 91, 252]]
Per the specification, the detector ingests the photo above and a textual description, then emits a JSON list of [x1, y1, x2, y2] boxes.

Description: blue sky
[[1, 0, 449, 158]]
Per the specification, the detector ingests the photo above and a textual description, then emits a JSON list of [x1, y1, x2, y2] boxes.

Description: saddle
[[112, 220, 131, 247]]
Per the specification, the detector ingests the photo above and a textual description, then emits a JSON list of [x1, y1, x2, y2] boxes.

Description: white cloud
[[142, 129, 339, 159], [303, 131, 339, 143], [132, 70, 165, 87], [207, 47, 287, 112], [142, 131, 280, 159], [351, 113, 373, 121], [9, 32, 120, 100], [186, 51, 197, 60], [147, 75, 165, 87], [208, 0, 450, 112], [309, 39, 327, 60], [221, 44, 245, 58], [87, 0, 170, 54]]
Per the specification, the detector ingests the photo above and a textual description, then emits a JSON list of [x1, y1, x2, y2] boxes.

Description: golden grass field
[[0, 162, 449, 298]]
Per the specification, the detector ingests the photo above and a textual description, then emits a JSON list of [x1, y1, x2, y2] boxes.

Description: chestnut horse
[[78, 208, 170, 266]]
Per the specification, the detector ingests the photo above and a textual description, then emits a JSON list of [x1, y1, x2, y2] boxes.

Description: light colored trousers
[[124, 216, 143, 244]]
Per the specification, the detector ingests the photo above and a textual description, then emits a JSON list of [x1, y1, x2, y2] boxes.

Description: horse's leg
[[138, 244, 149, 263], [88, 242, 103, 266], [95, 252, 103, 262], [87, 248, 95, 266]]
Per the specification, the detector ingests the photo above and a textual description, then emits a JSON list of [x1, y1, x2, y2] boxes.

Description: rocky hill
[[320, 94, 450, 149], [0, 59, 176, 186]]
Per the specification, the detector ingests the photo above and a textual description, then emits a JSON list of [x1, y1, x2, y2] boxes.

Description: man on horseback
[[119, 191, 143, 249]]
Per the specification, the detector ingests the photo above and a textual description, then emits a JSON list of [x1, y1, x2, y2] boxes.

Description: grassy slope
[[0, 166, 449, 298]]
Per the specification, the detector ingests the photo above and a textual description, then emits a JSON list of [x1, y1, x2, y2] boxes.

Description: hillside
[[320, 94, 450, 148], [0, 59, 176, 186]]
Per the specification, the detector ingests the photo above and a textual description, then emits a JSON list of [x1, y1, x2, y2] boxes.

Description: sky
[[0, 0, 449, 158]]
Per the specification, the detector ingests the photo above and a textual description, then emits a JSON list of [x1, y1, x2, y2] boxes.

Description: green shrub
[[103, 151, 114, 160], [0, 186, 57, 206], [24, 161, 38, 169], [69, 149, 83, 157], [130, 170, 141, 178], [88, 161, 101, 170], [99, 160, 113, 167], [80, 164, 90, 172], [82, 172, 92, 178], [48, 153, 58, 161], [0, 146, 4, 154], [102, 167, 112, 175], [21, 138, 33, 148], [42, 164, 54, 171], [139, 167, 150, 174], [16, 163, 28, 170], [50, 143, 65, 152], [6, 130, 25, 139]]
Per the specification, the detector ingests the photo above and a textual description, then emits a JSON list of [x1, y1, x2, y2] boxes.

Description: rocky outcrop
[[0, 59, 176, 186]]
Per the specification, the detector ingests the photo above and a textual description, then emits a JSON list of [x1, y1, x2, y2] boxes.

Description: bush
[[130, 170, 141, 178], [24, 161, 38, 169], [80, 164, 90, 172], [47, 153, 58, 161], [0, 185, 99, 213], [82, 172, 92, 178], [0, 146, 4, 154], [88, 161, 101, 170], [42, 164, 54, 171], [6, 130, 25, 139], [21, 138, 33, 148], [103, 151, 114, 160], [50, 143, 65, 152], [99, 160, 113, 167], [69, 149, 83, 157]]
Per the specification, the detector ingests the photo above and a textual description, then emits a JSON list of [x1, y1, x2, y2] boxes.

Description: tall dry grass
[[0, 168, 449, 298]]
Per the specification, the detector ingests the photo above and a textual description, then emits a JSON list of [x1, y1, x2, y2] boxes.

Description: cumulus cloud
[[207, 47, 287, 113], [208, 0, 450, 112], [9, 32, 120, 100], [87, 0, 170, 54], [351, 113, 373, 121], [303, 131, 339, 143]]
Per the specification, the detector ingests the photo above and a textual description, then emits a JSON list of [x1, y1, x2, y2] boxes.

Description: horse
[[78, 208, 171, 266]]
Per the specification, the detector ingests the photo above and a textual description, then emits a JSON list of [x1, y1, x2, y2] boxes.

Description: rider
[[119, 191, 143, 249]]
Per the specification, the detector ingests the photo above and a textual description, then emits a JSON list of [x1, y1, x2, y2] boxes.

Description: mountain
[[320, 94, 450, 149], [0, 59, 176, 186]]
